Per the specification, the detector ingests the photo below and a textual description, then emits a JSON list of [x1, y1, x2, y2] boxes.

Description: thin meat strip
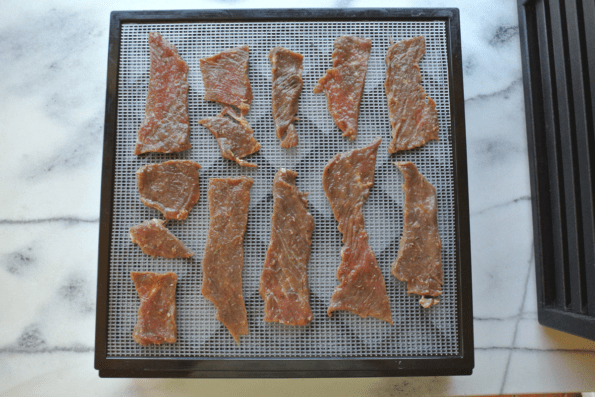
[[130, 219, 194, 258], [199, 107, 261, 167], [136, 160, 201, 220], [202, 177, 253, 343], [392, 162, 443, 308], [131, 271, 178, 345], [385, 36, 439, 154], [313, 36, 371, 140], [269, 47, 304, 148], [260, 169, 314, 326], [135, 32, 191, 155], [200, 45, 253, 115], [323, 138, 393, 324]]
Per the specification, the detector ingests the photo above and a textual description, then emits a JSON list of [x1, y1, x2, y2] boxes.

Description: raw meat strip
[[269, 47, 304, 148], [385, 36, 439, 154], [135, 32, 191, 155], [131, 271, 178, 345], [136, 160, 201, 220], [313, 36, 371, 140], [322, 138, 393, 323], [392, 162, 443, 308], [200, 45, 253, 115], [130, 219, 194, 259], [201, 177, 253, 343], [260, 169, 314, 326], [199, 107, 261, 168]]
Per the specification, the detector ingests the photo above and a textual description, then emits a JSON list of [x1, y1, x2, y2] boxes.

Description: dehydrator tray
[[95, 8, 473, 378]]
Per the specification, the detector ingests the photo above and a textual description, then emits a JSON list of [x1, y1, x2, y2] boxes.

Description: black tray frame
[[95, 8, 473, 378], [518, 0, 595, 340]]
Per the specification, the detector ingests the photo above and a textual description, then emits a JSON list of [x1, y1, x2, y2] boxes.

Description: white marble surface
[[1, 0, 595, 395]]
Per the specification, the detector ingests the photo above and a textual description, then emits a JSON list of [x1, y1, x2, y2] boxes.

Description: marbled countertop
[[2, 0, 595, 396]]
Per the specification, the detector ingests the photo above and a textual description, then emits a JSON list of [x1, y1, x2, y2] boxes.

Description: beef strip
[[199, 107, 261, 167], [269, 47, 304, 148], [130, 219, 194, 258], [313, 36, 371, 140], [200, 45, 253, 115], [135, 32, 191, 155], [136, 160, 201, 220], [201, 177, 253, 343], [259, 169, 314, 326], [131, 271, 177, 345], [385, 36, 439, 154], [322, 138, 393, 323], [392, 162, 443, 307]]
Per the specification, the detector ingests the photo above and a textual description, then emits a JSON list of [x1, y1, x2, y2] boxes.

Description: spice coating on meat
[[135, 32, 191, 155], [131, 271, 177, 345], [130, 219, 194, 258], [392, 162, 443, 307], [260, 169, 314, 326], [201, 177, 253, 343], [385, 36, 439, 154], [322, 138, 393, 323], [314, 36, 371, 140], [199, 107, 261, 168], [200, 45, 253, 115], [269, 47, 304, 148], [136, 160, 201, 220]]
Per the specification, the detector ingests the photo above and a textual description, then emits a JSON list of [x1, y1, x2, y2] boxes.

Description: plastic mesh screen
[[107, 20, 458, 358]]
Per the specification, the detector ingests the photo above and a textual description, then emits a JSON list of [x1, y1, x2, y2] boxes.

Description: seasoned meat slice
[[313, 36, 371, 140], [260, 169, 314, 326], [385, 36, 439, 154], [200, 45, 253, 115], [322, 138, 393, 323], [392, 162, 443, 307], [136, 160, 201, 220], [269, 47, 304, 148], [131, 271, 177, 345], [135, 32, 191, 155], [130, 219, 194, 258], [199, 107, 261, 167], [201, 177, 253, 343]]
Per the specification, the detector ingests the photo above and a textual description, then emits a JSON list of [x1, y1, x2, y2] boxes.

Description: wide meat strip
[[200, 45, 253, 115], [323, 138, 393, 323], [131, 271, 177, 345], [136, 160, 201, 220], [385, 36, 439, 154], [260, 169, 314, 326], [202, 177, 253, 343], [130, 219, 194, 258], [199, 107, 261, 167], [314, 36, 371, 140], [135, 32, 191, 155], [269, 47, 304, 148], [392, 162, 443, 308]]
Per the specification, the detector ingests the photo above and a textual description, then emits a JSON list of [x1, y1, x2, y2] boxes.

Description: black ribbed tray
[[518, 0, 595, 340]]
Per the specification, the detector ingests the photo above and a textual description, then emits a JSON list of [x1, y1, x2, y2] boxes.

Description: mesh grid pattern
[[107, 21, 458, 358]]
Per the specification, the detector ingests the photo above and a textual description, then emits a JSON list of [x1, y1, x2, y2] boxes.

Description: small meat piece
[[392, 162, 443, 307], [200, 45, 253, 115], [130, 219, 194, 258], [260, 169, 314, 326], [199, 107, 261, 167], [323, 138, 393, 324], [313, 36, 371, 140], [135, 32, 191, 155], [269, 47, 304, 148], [131, 271, 177, 345], [136, 160, 201, 220], [202, 177, 253, 343], [385, 36, 439, 154]]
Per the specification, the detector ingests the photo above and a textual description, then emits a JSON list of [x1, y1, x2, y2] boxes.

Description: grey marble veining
[[2, 0, 595, 395]]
